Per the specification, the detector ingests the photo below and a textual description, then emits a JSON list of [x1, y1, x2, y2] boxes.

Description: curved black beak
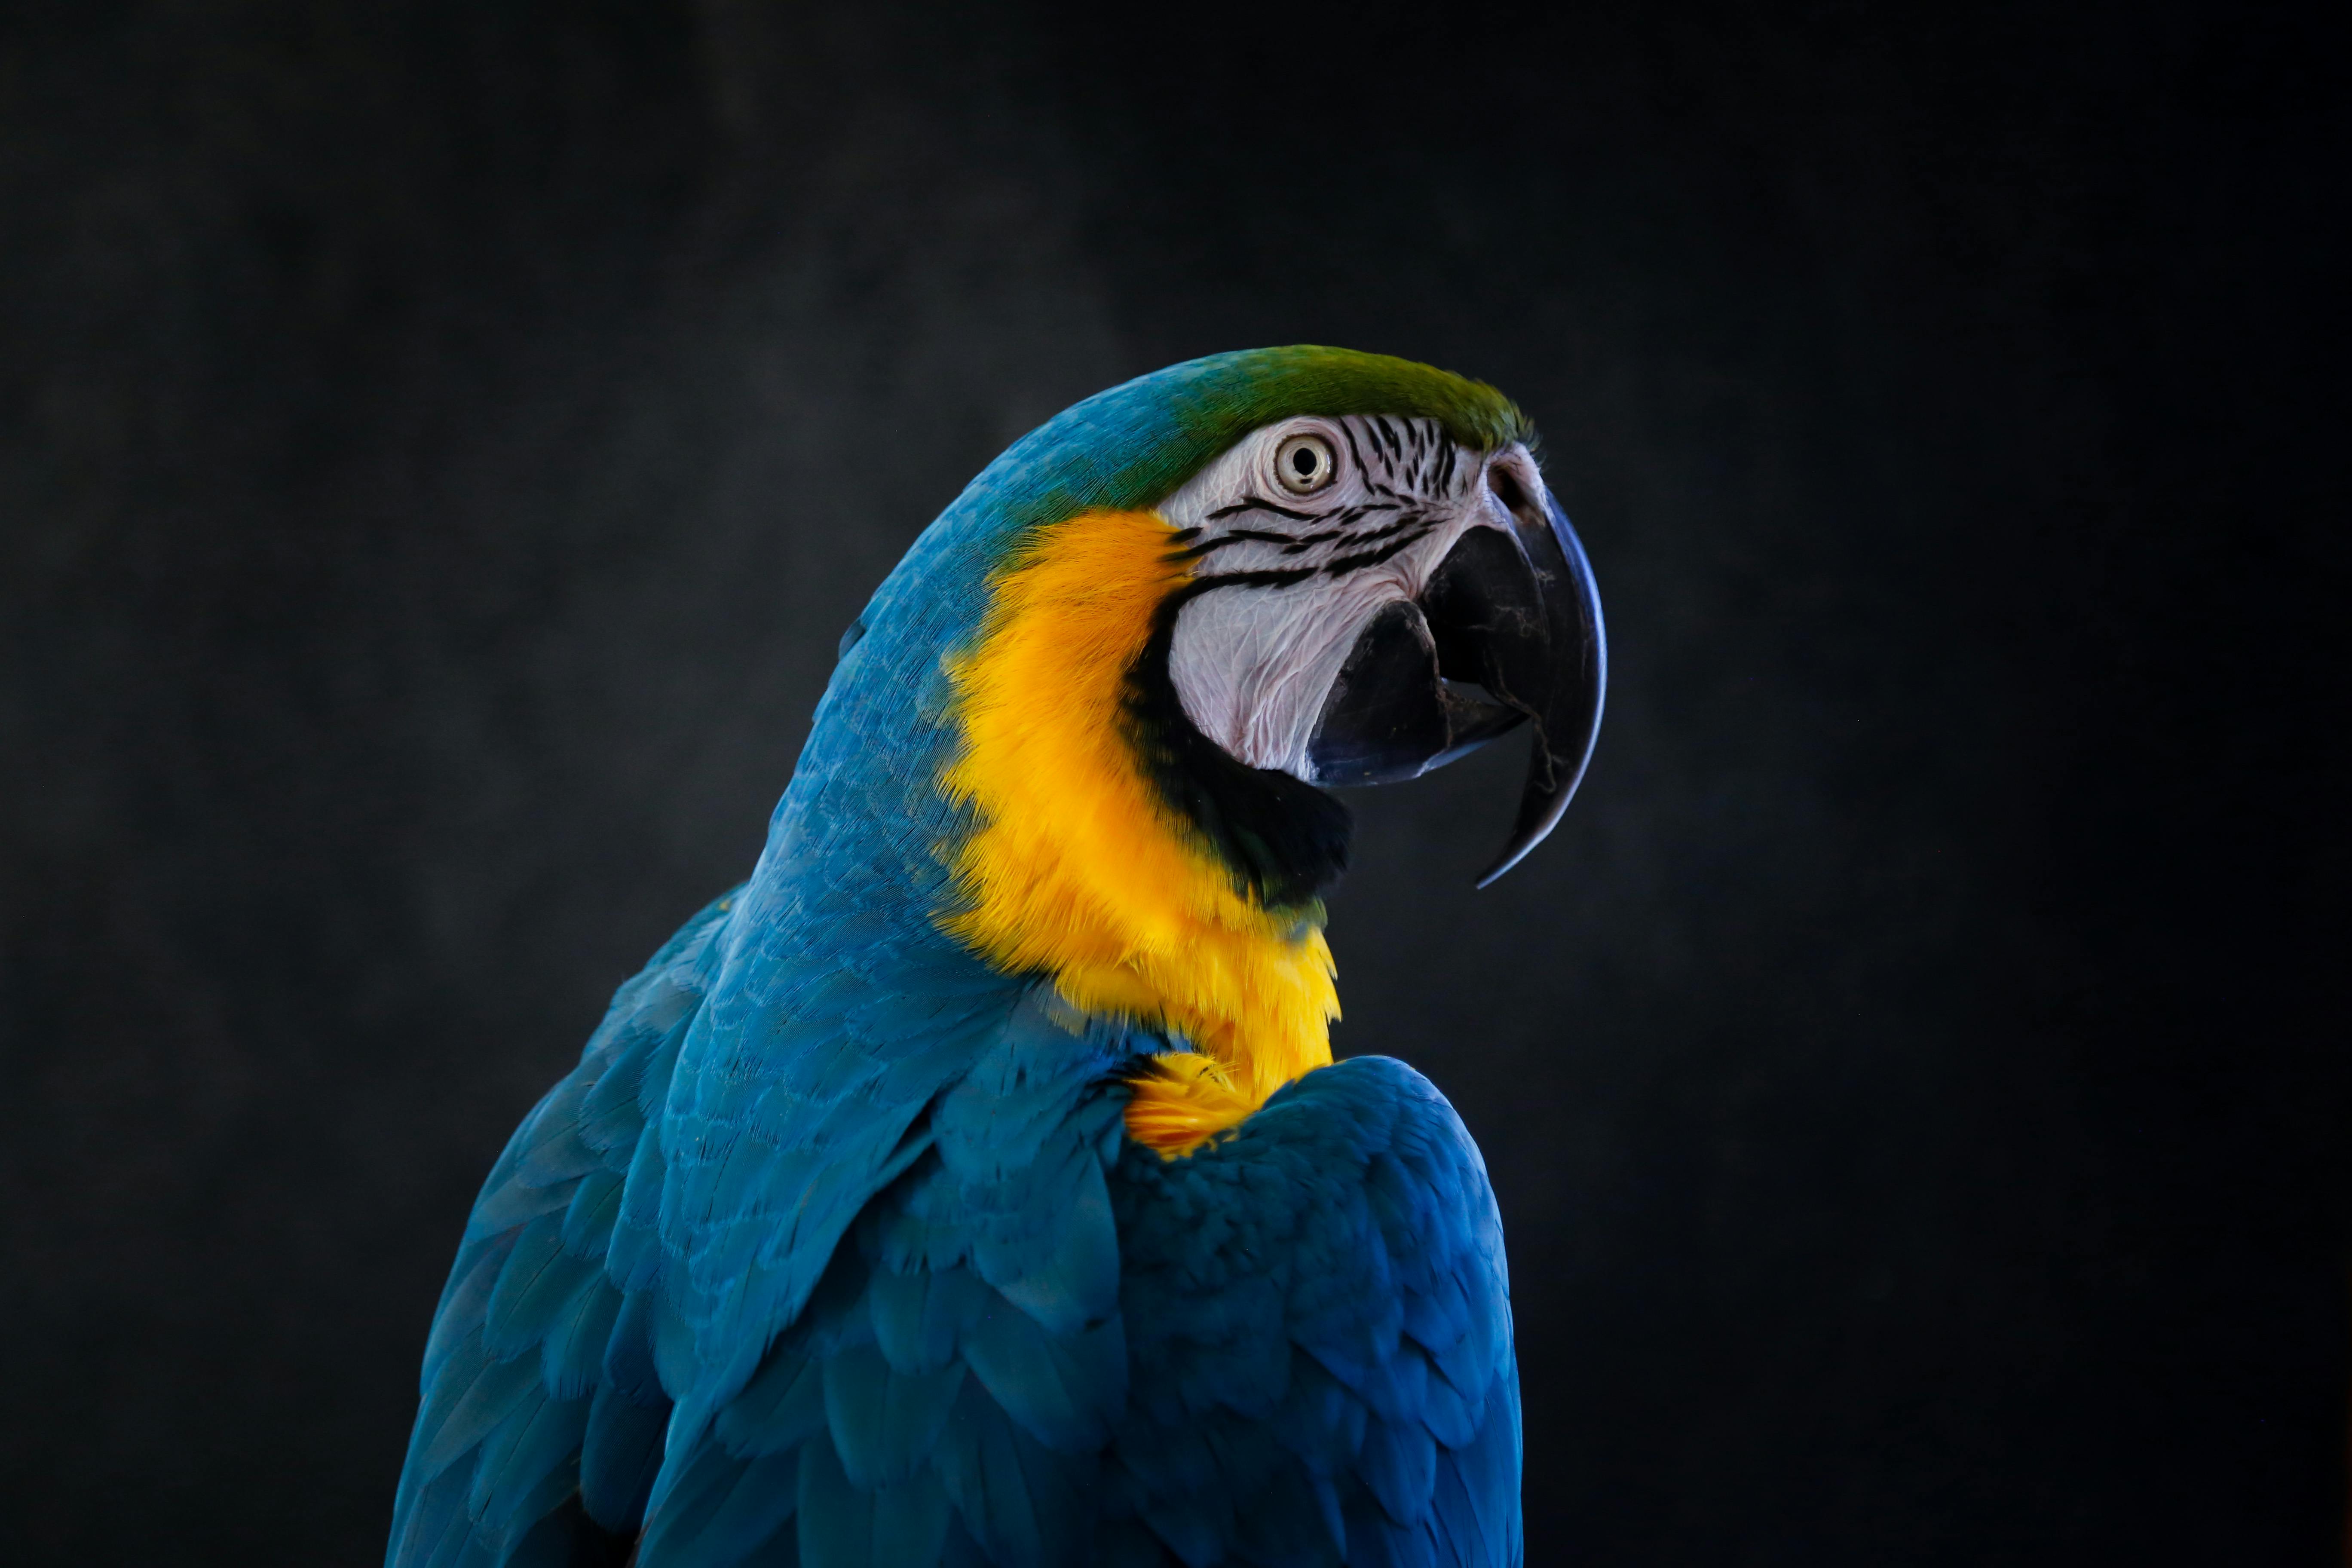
[[1305, 484, 1606, 886]]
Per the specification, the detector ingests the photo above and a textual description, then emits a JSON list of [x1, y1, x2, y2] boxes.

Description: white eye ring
[[1274, 432, 1337, 495]]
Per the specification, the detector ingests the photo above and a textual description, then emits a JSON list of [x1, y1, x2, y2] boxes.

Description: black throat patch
[[1121, 581, 1354, 911]]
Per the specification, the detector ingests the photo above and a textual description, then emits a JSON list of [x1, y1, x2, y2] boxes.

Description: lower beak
[[1305, 488, 1606, 886]]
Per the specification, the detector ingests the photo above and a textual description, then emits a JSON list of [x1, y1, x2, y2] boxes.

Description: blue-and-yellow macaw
[[386, 347, 1605, 1568]]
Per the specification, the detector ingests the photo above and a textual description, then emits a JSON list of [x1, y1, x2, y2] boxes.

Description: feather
[[576, 1024, 662, 1156], [483, 1217, 595, 1360], [1414, 1347, 1480, 1450], [605, 1126, 669, 1295], [715, 1340, 828, 1460], [466, 1171, 582, 1246], [870, 1464, 954, 1567], [650, 1283, 701, 1402], [960, 1297, 1124, 1454], [471, 1393, 588, 1538], [578, 1383, 668, 1531], [934, 1380, 1048, 1568], [540, 1275, 621, 1402], [418, 1338, 542, 1479], [1095, 1515, 1182, 1568], [423, 1233, 515, 1394], [793, 1438, 872, 1568], [866, 1262, 989, 1378], [600, 1290, 665, 1409], [508, 1077, 602, 1191], [638, 1437, 798, 1567], [560, 1169, 626, 1260], [499, 1497, 631, 1568], [1271, 1348, 1369, 1477], [976, 1140, 1121, 1339], [1232, 1454, 1346, 1568], [472, 1463, 573, 1564], [1442, 1366, 1521, 1568], [1358, 1414, 1438, 1528], [821, 1341, 964, 1489], [392, 1462, 472, 1568]]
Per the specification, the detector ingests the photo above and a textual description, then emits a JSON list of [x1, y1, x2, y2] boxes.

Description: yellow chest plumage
[[937, 509, 1337, 1154]]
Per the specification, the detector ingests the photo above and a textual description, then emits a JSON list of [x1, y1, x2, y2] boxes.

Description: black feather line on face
[[1175, 528, 1302, 561], [1326, 514, 1422, 549], [1182, 566, 1322, 591], [1204, 497, 1325, 523], [1323, 521, 1432, 578], [1184, 504, 1412, 557], [1121, 579, 1351, 910]]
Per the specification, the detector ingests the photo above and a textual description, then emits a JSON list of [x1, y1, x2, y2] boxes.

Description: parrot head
[[808, 346, 1604, 1150], [1141, 402, 1604, 889]]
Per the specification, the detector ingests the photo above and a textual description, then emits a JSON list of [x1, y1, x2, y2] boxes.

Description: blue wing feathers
[[713, 1329, 829, 1458], [636, 1440, 799, 1566], [870, 1464, 957, 1567], [1232, 1454, 1346, 1568], [470, 1392, 584, 1534], [560, 1168, 626, 1259], [579, 1383, 668, 1528], [608, 1125, 671, 1295], [796, 1437, 872, 1568], [934, 1378, 1094, 1568], [423, 1234, 514, 1393], [576, 1021, 675, 1156], [1107, 1054, 1521, 1568], [646, 999, 1127, 1565], [391, 894, 733, 1566], [481, 1218, 591, 1359], [822, 1341, 966, 1488], [867, 1262, 991, 1377], [1357, 1413, 1438, 1530], [961, 1302, 1124, 1453], [419, 1332, 542, 1477], [395, 869, 1517, 1568], [400, 1465, 472, 1568], [598, 1289, 665, 1410], [1271, 1351, 1370, 1478]]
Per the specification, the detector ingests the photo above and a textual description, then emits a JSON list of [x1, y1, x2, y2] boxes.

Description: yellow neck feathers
[[938, 509, 1337, 1154]]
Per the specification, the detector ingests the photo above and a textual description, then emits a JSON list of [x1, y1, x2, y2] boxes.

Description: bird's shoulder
[[388, 888, 738, 1565], [1105, 1054, 1522, 1568], [392, 885, 1141, 1567]]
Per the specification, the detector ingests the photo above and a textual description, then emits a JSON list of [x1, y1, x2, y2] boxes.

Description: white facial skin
[[1158, 416, 1545, 783]]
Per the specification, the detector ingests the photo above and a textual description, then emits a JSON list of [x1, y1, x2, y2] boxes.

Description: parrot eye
[[1274, 433, 1337, 495]]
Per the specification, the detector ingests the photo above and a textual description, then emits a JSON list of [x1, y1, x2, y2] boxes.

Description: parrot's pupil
[[1293, 449, 1315, 474]]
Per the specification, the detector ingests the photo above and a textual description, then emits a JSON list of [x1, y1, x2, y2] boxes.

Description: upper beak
[[1305, 483, 1607, 886]]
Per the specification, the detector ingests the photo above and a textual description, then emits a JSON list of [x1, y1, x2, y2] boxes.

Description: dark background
[[1, 1, 2342, 1562]]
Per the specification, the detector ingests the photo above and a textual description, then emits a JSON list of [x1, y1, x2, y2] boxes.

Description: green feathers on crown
[[1166, 345, 1531, 454], [986, 346, 1534, 535]]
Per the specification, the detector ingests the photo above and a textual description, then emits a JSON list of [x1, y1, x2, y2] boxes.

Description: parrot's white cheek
[[1167, 582, 1417, 782]]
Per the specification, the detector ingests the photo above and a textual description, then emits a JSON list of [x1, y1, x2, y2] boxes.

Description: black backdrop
[[2, 3, 2342, 1562]]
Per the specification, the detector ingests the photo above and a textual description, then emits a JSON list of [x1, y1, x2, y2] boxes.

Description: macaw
[[386, 346, 1606, 1568]]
